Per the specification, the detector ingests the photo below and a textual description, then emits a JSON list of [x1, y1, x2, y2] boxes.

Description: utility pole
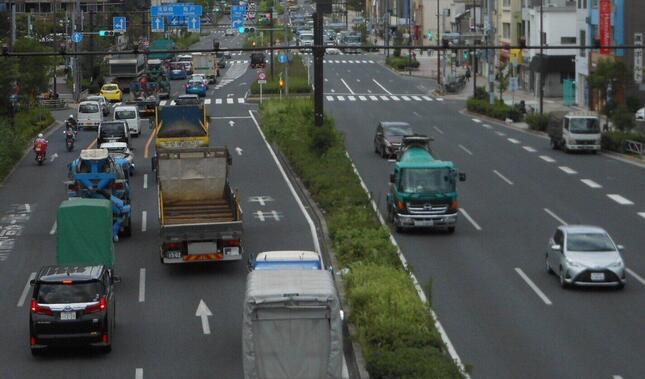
[[473, 0, 478, 95], [72, 0, 81, 102], [407, 0, 412, 73], [539, 0, 544, 114], [283, 0, 289, 95], [487, 0, 495, 105], [270, 7, 274, 78], [11, 3, 16, 47], [313, 9, 324, 126], [436, 0, 441, 91]]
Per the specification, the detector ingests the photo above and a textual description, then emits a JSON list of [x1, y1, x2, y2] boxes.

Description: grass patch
[[0, 108, 54, 181], [259, 99, 463, 378], [250, 55, 312, 95]]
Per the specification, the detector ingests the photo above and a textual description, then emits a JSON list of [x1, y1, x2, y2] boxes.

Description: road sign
[[278, 53, 288, 64], [258, 71, 266, 81], [151, 16, 164, 32], [71, 32, 83, 43], [113, 17, 126, 32], [232, 20, 244, 29], [151, 4, 202, 17], [169, 16, 185, 26], [187, 16, 200, 32]]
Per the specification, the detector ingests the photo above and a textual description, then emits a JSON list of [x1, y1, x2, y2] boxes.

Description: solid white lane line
[[372, 79, 393, 95], [459, 208, 482, 231], [249, 110, 322, 254], [626, 268, 645, 286], [539, 155, 556, 163], [49, 221, 57, 235], [496, 131, 506, 136], [340, 78, 354, 94], [558, 166, 577, 175], [141, 211, 147, 232], [607, 194, 634, 205], [544, 208, 568, 225], [433, 126, 444, 134], [458, 144, 473, 156], [580, 179, 602, 188], [523, 146, 537, 152], [139, 268, 146, 302], [143, 174, 148, 190], [493, 170, 514, 185], [17, 272, 37, 307], [507, 138, 520, 144], [135, 368, 143, 379], [472, 118, 481, 123], [638, 212, 645, 219], [326, 95, 334, 101], [515, 268, 553, 306]]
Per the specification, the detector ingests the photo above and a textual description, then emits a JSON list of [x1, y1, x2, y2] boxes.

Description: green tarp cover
[[56, 199, 115, 266]]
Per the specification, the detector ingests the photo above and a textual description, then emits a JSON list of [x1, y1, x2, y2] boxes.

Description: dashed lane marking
[[460, 208, 482, 231], [539, 155, 556, 163], [581, 179, 602, 188], [515, 268, 553, 305], [558, 166, 577, 175], [544, 208, 568, 225], [523, 146, 536, 152], [493, 170, 514, 185], [607, 194, 634, 205]]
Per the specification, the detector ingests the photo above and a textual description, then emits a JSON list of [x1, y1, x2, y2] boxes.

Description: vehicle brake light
[[31, 337, 37, 346], [112, 182, 124, 190], [63, 279, 73, 284], [165, 242, 182, 250], [30, 300, 53, 315], [84, 296, 106, 314], [102, 333, 109, 344], [223, 239, 240, 247]]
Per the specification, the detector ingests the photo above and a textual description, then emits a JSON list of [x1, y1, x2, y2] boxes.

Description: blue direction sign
[[151, 16, 164, 32], [187, 16, 200, 32], [71, 32, 83, 43], [169, 16, 185, 26], [232, 20, 244, 29], [113, 17, 126, 32], [151, 4, 202, 17], [278, 53, 288, 64]]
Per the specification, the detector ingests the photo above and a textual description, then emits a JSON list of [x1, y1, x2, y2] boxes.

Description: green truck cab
[[386, 136, 466, 233]]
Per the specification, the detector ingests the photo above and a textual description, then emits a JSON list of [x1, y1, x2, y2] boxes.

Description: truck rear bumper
[[162, 254, 242, 264], [395, 212, 457, 228]]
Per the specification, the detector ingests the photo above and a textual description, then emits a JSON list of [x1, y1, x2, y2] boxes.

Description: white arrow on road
[[235, 147, 243, 156], [228, 120, 235, 127], [50, 153, 59, 162], [196, 300, 212, 335]]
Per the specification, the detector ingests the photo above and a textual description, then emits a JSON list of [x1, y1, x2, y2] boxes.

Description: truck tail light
[[31, 300, 53, 316], [164, 242, 183, 250], [223, 239, 240, 247], [112, 182, 124, 190], [84, 296, 107, 314]]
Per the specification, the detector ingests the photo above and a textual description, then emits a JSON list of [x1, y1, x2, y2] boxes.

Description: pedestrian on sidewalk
[[465, 67, 471, 83]]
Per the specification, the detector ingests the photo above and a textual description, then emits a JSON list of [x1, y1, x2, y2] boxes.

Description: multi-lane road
[[1, 17, 644, 379]]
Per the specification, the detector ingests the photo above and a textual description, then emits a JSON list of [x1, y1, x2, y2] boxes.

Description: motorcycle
[[33, 140, 47, 165], [65, 120, 78, 133], [64, 129, 75, 152]]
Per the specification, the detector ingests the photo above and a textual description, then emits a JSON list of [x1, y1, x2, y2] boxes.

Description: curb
[[0, 119, 62, 188], [272, 146, 371, 379]]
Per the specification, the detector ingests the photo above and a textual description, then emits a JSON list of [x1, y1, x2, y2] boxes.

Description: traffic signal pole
[[313, 9, 324, 127]]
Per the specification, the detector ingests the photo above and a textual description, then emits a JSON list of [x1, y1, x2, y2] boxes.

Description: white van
[[113, 105, 141, 137], [77, 101, 103, 130]]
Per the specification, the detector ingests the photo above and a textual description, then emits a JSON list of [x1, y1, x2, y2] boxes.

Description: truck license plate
[[590, 273, 605, 281], [60, 311, 76, 320], [166, 251, 182, 259], [416, 220, 434, 227]]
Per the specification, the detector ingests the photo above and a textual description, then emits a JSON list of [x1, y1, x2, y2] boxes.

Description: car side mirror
[[551, 244, 561, 252], [459, 173, 466, 182], [112, 275, 122, 284], [389, 173, 395, 183], [617, 244, 624, 251]]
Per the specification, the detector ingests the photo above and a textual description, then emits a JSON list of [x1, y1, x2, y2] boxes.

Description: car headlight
[[566, 258, 584, 268], [608, 259, 623, 268]]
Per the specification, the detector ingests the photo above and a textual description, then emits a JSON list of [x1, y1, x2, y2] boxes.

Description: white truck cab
[[548, 112, 601, 153], [113, 105, 141, 137]]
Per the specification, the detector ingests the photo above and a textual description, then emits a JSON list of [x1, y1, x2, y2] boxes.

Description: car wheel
[[550, 139, 558, 150], [374, 142, 379, 154], [616, 282, 625, 290], [545, 254, 553, 274], [380, 145, 387, 158], [559, 267, 568, 288]]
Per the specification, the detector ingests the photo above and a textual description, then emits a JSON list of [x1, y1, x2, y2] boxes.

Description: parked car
[[29, 265, 119, 354], [168, 65, 187, 80], [97, 120, 131, 147], [99, 84, 122, 102], [77, 101, 104, 130], [100, 142, 135, 178], [374, 121, 414, 158], [113, 105, 141, 137], [636, 107, 644, 121], [546, 225, 626, 289], [86, 95, 110, 116], [185, 80, 208, 97]]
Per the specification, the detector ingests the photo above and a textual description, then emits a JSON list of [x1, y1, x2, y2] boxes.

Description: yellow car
[[100, 84, 123, 102]]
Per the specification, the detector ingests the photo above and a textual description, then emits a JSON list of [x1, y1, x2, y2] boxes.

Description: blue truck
[[66, 149, 132, 240]]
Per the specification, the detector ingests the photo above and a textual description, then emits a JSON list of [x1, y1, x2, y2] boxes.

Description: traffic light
[[463, 50, 469, 60], [99, 30, 115, 37], [244, 27, 256, 33], [279, 79, 285, 89]]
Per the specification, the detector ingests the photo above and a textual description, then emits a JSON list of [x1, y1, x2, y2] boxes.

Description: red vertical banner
[[599, 0, 612, 55]]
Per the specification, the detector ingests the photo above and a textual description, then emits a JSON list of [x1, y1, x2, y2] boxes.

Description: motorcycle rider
[[33, 133, 48, 154], [66, 114, 78, 132]]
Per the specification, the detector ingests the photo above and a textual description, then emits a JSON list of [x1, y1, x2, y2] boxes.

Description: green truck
[[386, 136, 466, 233], [148, 38, 176, 61], [56, 198, 114, 266]]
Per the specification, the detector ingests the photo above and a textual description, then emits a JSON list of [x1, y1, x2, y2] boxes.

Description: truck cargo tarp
[[157, 106, 206, 139], [56, 199, 115, 266], [242, 270, 342, 379]]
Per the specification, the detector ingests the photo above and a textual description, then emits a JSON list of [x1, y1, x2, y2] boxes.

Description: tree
[[13, 37, 55, 99], [496, 62, 510, 101], [588, 58, 629, 118]]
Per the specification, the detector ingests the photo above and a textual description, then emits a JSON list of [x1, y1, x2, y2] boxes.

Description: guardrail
[[624, 139, 644, 157], [37, 99, 67, 110]]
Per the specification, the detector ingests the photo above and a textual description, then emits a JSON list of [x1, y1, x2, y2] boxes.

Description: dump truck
[[107, 54, 145, 93], [191, 52, 219, 83], [56, 198, 115, 267], [242, 269, 343, 379], [155, 104, 209, 149], [386, 135, 466, 233], [157, 147, 243, 264], [548, 111, 601, 153]]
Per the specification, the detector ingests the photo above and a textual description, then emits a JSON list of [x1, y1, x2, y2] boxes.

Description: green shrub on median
[[260, 98, 463, 378], [386, 56, 420, 71]]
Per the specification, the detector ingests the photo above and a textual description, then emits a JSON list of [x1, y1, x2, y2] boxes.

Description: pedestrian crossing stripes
[[160, 98, 246, 106], [229, 60, 249, 65], [323, 95, 437, 103], [322, 59, 375, 64]]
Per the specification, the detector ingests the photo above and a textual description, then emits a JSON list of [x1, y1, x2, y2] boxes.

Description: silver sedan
[[546, 225, 625, 289]]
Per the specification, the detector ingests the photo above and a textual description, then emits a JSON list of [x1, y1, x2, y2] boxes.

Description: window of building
[[561, 36, 576, 44], [503, 23, 510, 39], [583, 0, 587, 8], [503, 0, 511, 7], [580, 30, 586, 56]]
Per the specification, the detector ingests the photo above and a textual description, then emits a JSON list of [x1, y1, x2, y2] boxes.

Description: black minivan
[[97, 120, 130, 147]]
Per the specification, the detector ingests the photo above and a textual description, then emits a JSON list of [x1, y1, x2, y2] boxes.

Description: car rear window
[[37, 282, 103, 304], [79, 104, 99, 113], [115, 110, 136, 119], [100, 123, 126, 138], [103, 85, 118, 91]]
